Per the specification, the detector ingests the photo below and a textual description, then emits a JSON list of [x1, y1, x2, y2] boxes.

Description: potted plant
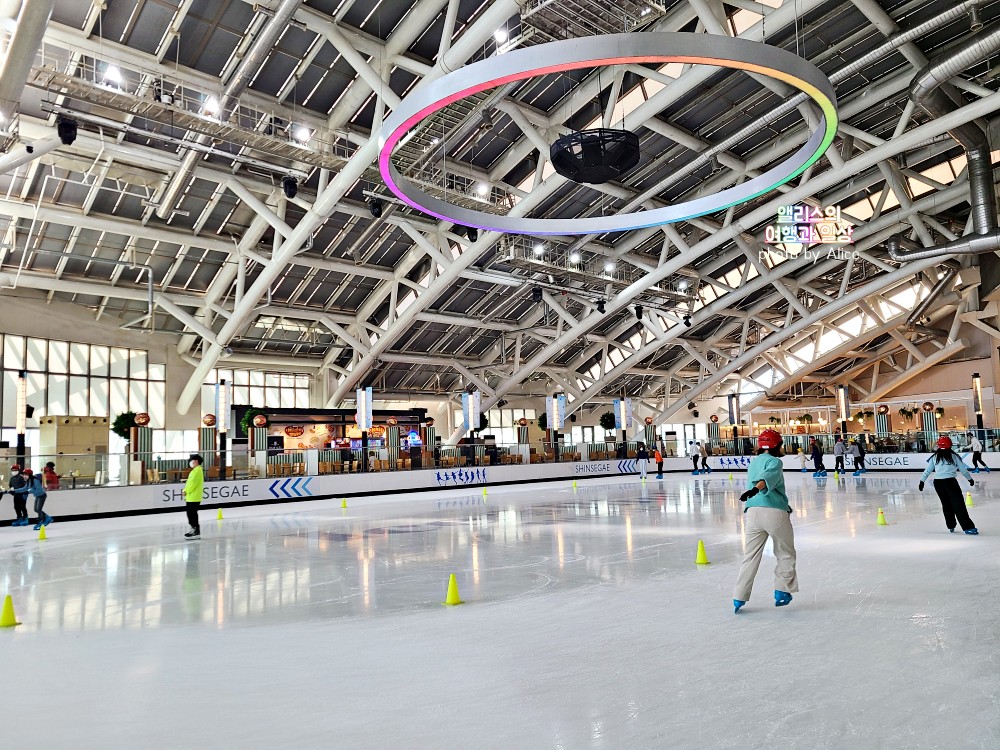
[[768, 416, 780, 425], [537, 412, 548, 432], [801, 413, 813, 424], [599, 411, 617, 434], [474, 414, 489, 433], [897, 405, 915, 420]]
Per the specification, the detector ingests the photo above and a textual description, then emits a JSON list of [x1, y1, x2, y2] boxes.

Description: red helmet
[[22, 468, 33, 476], [937, 436, 953, 450], [9, 464, 19, 472], [758, 429, 782, 449]]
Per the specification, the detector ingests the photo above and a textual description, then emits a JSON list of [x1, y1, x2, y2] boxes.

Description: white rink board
[[32, 451, 994, 521]]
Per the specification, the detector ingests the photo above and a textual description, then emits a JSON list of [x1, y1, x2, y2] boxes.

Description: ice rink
[[2, 470, 999, 749]]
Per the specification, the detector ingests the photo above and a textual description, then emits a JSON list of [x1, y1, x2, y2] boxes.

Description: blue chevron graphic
[[289, 477, 303, 497], [268, 480, 281, 498], [301, 477, 313, 496], [280, 478, 294, 497]]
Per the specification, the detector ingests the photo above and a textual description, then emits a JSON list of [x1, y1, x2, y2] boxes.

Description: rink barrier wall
[[9, 452, 989, 524]]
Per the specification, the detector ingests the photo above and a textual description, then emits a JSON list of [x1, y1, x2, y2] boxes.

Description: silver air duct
[[903, 263, 959, 330], [891, 24, 1000, 262], [155, 0, 301, 219]]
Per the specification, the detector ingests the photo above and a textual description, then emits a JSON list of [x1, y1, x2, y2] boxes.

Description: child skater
[[796, 447, 808, 472], [733, 429, 798, 613], [27, 469, 52, 530], [809, 437, 826, 477], [919, 436, 978, 534], [654, 446, 664, 479]]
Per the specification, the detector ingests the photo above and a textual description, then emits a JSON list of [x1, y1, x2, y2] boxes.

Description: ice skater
[[833, 437, 846, 473], [8, 464, 29, 526], [733, 429, 798, 613], [809, 437, 826, 477], [636, 442, 649, 480], [797, 447, 808, 472], [918, 436, 978, 534], [654, 446, 663, 479], [184, 454, 205, 539], [967, 433, 989, 473], [698, 441, 711, 473], [848, 440, 862, 474], [27, 469, 52, 530], [687, 440, 700, 475]]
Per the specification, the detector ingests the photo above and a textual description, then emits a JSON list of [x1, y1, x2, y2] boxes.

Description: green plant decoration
[[599, 411, 617, 431], [111, 411, 137, 440], [240, 408, 268, 434]]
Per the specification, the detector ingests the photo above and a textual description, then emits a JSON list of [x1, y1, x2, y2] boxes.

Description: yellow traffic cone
[[442, 574, 464, 606], [572, 480, 577, 490], [834, 471, 839, 479], [341, 499, 347, 509], [876, 508, 887, 526], [216, 508, 224, 521], [482, 487, 487, 496], [695, 539, 710, 565], [0, 595, 20, 627], [38, 525, 47, 541], [728, 473, 733, 481], [966, 492, 974, 508]]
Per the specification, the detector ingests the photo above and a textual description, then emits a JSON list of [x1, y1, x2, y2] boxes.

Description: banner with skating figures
[[461, 390, 481, 431], [613, 398, 633, 430]]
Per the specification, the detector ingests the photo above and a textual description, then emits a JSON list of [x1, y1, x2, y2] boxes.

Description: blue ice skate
[[812, 471, 819, 477], [985, 467, 991, 473], [13, 518, 28, 526], [965, 528, 979, 535], [655, 474, 663, 479], [734, 599, 746, 614], [820, 470, 827, 477], [691, 470, 700, 476], [43, 515, 52, 526], [801, 468, 809, 473], [774, 590, 793, 607], [950, 528, 956, 533], [853, 470, 862, 477], [973, 468, 980, 474], [33, 520, 42, 531]]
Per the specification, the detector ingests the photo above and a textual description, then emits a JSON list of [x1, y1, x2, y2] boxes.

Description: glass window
[[296, 375, 310, 389], [249, 370, 264, 386], [90, 345, 109, 377], [149, 381, 165, 428], [47, 374, 68, 415], [69, 376, 89, 415], [280, 389, 295, 408], [235, 370, 249, 385], [69, 343, 89, 374], [90, 378, 109, 416], [26, 372, 45, 416], [110, 379, 129, 416], [148, 362, 165, 381], [265, 386, 280, 407], [216, 369, 233, 384], [109, 348, 129, 378], [26, 338, 46, 372], [249, 386, 264, 406], [265, 373, 279, 387], [129, 350, 147, 379], [49, 341, 68, 373], [1, 370, 14, 425], [295, 389, 308, 409], [129, 380, 147, 412], [234, 386, 249, 404], [4, 336, 24, 370]]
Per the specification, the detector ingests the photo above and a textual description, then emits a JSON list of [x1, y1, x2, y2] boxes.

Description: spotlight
[[476, 183, 489, 196], [465, 227, 478, 242], [57, 117, 77, 146], [597, 299, 606, 314], [604, 261, 615, 273], [678, 281, 688, 291], [682, 315, 691, 327], [292, 126, 311, 144], [533, 244, 545, 256], [368, 197, 383, 218], [103, 65, 122, 85], [568, 252, 581, 263], [634, 304, 643, 319], [282, 175, 297, 199], [203, 96, 220, 116], [532, 287, 543, 303], [497, 399, 508, 407], [494, 28, 507, 43]]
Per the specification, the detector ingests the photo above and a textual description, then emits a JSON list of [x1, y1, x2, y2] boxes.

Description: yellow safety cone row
[[0, 595, 20, 627], [966, 491, 974, 508], [876, 508, 888, 526], [443, 574, 464, 606], [695, 539, 710, 565]]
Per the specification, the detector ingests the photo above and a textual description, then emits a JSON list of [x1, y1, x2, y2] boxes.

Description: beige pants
[[733, 506, 798, 601]]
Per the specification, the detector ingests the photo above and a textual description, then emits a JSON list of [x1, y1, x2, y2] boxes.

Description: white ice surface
[[2, 472, 999, 749]]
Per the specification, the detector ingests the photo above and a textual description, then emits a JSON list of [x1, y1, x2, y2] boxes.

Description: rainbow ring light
[[379, 33, 838, 236]]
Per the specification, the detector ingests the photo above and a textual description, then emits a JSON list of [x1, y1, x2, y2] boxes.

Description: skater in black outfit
[[8, 464, 29, 526], [919, 436, 978, 534], [27, 471, 52, 530]]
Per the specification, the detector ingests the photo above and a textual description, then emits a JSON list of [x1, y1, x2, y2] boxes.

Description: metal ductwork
[[0, 0, 57, 124], [155, 0, 301, 219], [904, 264, 958, 331], [892, 24, 1000, 263]]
